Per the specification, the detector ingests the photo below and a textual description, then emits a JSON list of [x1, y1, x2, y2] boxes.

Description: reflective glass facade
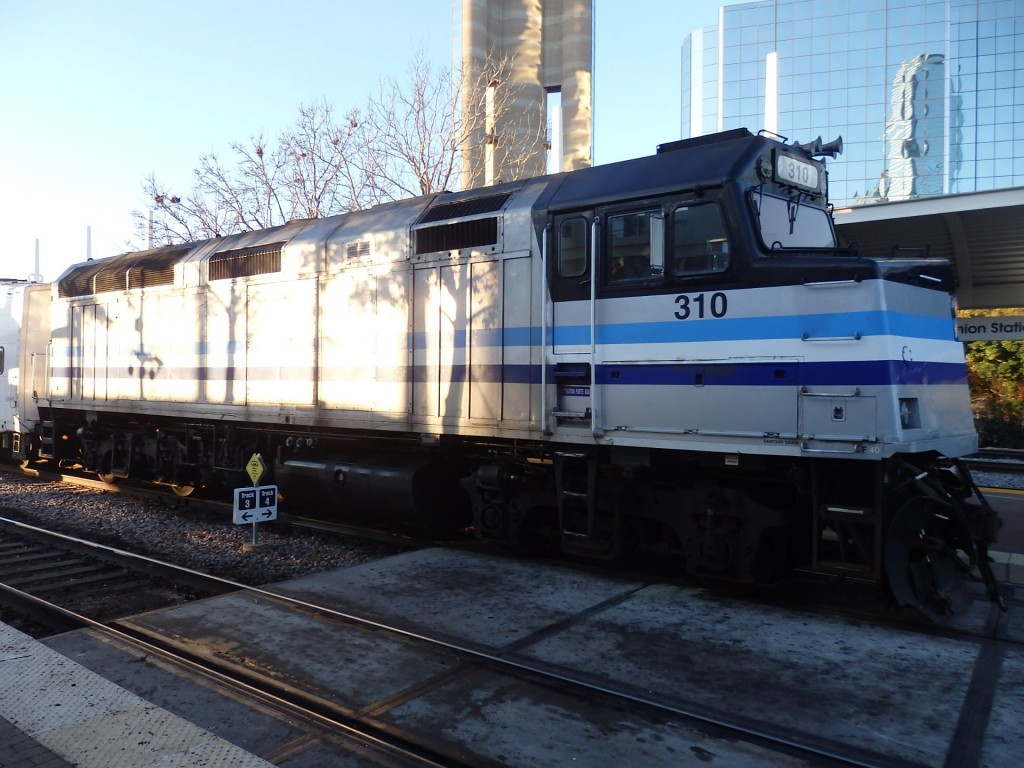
[[681, 0, 1024, 207]]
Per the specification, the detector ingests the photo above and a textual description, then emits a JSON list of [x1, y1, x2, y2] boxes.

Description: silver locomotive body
[[18, 129, 1000, 619]]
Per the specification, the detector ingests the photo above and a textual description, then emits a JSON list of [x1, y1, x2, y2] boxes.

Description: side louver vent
[[415, 218, 499, 255], [414, 190, 513, 255], [346, 239, 371, 259], [420, 191, 512, 223], [58, 245, 191, 298], [209, 242, 284, 280]]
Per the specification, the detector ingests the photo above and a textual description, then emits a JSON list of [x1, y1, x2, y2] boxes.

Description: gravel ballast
[[0, 473, 404, 586]]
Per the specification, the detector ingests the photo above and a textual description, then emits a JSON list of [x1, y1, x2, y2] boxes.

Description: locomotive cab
[[467, 128, 1000, 620]]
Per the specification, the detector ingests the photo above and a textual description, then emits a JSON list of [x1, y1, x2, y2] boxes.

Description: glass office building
[[681, 0, 1024, 207]]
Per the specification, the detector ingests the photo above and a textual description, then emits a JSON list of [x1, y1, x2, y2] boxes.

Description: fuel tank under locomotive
[[64, 410, 470, 532], [274, 452, 470, 532]]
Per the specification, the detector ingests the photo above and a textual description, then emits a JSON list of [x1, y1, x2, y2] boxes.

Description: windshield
[[755, 192, 837, 251]]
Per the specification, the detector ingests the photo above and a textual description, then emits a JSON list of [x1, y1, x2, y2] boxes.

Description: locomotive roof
[[52, 130, 797, 297], [545, 128, 769, 210]]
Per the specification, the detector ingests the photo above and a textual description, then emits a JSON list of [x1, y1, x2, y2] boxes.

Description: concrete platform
[[0, 620, 274, 767]]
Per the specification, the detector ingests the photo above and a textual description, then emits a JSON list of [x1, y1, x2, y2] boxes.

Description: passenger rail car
[[13, 128, 1002, 620], [1, 279, 35, 455]]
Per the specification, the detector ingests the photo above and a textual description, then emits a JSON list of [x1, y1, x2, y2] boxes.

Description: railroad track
[[0, 518, 838, 767], [0, 520, 465, 767], [0, 516, 233, 634], [0, 515, 929, 768], [117, 550, 1018, 768], [965, 449, 1024, 477], [3, 481, 1018, 766]]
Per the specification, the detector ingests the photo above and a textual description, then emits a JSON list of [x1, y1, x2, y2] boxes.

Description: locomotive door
[[412, 256, 504, 423], [68, 301, 109, 402], [589, 206, 667, 436], [549, 206, 668, 435], [17, 284, 51, 429], [548, 212, 596, 430]]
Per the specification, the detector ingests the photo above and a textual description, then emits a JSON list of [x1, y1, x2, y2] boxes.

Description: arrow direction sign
[[233, 488, 257, 525], [258, 485, 279, 521], [234, 485, 278, 525]]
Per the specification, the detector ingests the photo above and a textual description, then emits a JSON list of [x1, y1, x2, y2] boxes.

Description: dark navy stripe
[[407, 364, 537, 384], [595, 360, 967, 387], [54, 359, 966, 392]]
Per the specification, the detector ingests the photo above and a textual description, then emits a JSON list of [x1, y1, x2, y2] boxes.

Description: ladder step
[[555, 452, 597, 539], [39, 420, 56, 459]]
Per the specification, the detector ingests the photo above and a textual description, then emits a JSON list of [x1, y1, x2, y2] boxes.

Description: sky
[[0, 0, 735, 282]]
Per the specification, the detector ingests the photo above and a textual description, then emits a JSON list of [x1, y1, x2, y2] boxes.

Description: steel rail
[[2, 467, 1002, 766], [0, 527, 472, 768], [2, 515, 902, 768]]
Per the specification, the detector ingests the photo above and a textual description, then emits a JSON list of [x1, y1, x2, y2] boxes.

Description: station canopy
[[833, 187, 1024, 310]]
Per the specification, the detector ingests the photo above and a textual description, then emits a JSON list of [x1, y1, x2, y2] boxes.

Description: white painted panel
[[246, 280, 316, 405]]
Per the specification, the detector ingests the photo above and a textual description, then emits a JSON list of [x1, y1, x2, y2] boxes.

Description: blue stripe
[[74, 312, 951, 358], [558, 312, 955, 346], [408, 311, 957, 350]]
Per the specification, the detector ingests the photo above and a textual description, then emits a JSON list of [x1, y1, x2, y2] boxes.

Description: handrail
[[801, 332, 862, 341], [802, 279, 859, 287], [800, 387, 861, 397], [540, 226, 550, 434], [801, 442, 867, 454], [590, 219, 602, 438]]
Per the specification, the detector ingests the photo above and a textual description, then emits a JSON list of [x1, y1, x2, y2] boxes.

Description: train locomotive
[[3, 128, 1003, 620]]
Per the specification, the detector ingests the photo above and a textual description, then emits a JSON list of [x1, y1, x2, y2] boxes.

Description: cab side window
[[671, 204, 730, 276], [558, 218, 588, 278], [608, 211, 655, 282]]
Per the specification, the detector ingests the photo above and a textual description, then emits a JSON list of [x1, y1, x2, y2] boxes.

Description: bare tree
[[137, 174, 228, 247], [135, 100, 374, 246], [365, 47, 545, 198], [133, 50, 545, 248], [362, 48, 461, 199]]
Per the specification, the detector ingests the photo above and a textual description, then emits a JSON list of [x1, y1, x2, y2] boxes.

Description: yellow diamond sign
[[245, 453, 266, 486]]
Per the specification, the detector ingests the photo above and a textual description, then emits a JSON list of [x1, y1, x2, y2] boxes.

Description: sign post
[[234, 453, 277, 550]]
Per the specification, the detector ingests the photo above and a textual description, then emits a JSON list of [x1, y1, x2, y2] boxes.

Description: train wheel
[[170, 484, 196, 498], [97, 472, 117, 485], [883, 496, 972, 621]]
